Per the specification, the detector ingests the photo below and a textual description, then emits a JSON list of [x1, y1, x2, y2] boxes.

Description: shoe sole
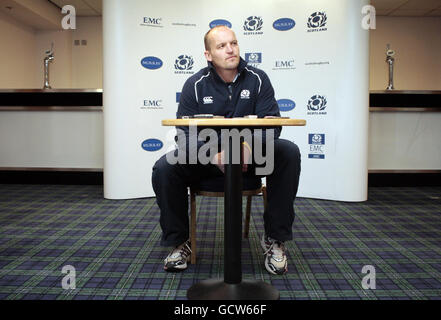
[[164, 267, 187, 272], [164, 263, 188, 272], [264, 259, 287, 275]]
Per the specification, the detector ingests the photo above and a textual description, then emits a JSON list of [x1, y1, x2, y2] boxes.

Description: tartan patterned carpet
[[0, 184, 440, 300]]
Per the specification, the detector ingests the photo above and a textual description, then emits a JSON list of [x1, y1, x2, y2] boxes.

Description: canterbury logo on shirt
[[203, 96, 214, 104]]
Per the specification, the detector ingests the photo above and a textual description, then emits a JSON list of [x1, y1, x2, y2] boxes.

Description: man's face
[[205, 27, 240, 72]]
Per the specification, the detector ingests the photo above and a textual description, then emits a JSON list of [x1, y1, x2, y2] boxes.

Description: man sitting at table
[[152, 26, 301, 275]]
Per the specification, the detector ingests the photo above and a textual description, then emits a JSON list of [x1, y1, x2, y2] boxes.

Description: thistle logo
[[175, 55, 194, 74], [244, 16, 263, 35], [307, 12, 328, 32], [277, 99, 296, 112], [142, 139, 163, 152], [245, 52, 262, 67], [240, 90, 251, 100], [141, 56, 163, 70], [307, 95, 327, 115], [141, 17, 163, 28], [308, 134, 325, 159]]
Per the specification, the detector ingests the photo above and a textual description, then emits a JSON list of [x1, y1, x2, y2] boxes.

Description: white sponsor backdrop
[[103, 0, 369, 201]]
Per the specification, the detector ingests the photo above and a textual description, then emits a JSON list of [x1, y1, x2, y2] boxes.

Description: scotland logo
[[307, 95, 327, 115], [243, 16, 263, 35], [141, 56, 163, 70], [308, 134, 325, 159], [142, 139, 163, 152], [209, 19, 232, 29], [240, 90, 250, 99], [175, 55, 194, 70], [307, 12, 328, 32], [310, 134, 324, 144], [174, 55, 194, 74], [277, 99, 296, 112], [245, 52, 262, 67], [273, 18, 295, 31]]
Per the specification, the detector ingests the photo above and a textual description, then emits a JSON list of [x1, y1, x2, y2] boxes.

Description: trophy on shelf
[[43, 43, 54, 89], [385, 44, 395, 90]]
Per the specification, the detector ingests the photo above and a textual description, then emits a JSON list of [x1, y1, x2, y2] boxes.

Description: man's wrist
[[242, 141, 252, 153]]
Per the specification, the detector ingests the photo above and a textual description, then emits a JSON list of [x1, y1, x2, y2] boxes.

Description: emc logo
[[144, 100, 162, 107], [141, 17, 163, 27]]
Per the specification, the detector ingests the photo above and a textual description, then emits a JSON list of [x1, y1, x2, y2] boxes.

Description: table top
[[162, 118, 306, 127]]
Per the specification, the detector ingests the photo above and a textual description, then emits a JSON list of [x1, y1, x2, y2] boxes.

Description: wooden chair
[[189, 176, 268, 264]]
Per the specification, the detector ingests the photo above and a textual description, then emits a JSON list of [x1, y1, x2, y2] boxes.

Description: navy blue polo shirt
[[176, 57, 282, 153]]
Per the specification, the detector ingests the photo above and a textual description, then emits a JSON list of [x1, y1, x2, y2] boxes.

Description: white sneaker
[[163, 240, 191, 272], [261, 235, 288, 275]]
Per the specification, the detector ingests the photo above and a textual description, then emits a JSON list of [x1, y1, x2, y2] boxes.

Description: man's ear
[[204, 50, 212, 62]]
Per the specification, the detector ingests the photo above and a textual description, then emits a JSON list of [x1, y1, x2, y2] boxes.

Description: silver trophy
[[386, 44, 395, 90], [43, 43, 54, 89]]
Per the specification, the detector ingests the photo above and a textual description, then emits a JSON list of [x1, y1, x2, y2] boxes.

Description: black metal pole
[[224, 136, 243, 284]]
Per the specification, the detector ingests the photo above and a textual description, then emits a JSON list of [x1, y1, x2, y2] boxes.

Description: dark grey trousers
[[151, 138, 301, 247]]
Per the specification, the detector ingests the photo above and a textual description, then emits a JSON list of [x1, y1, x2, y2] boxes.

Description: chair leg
[[190, 190, 197, 264], [262, 186, 268, 213], [244, 195, 252, 238]]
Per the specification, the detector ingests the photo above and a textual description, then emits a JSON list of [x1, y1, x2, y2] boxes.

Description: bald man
[[152, 26, 301, 275]]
